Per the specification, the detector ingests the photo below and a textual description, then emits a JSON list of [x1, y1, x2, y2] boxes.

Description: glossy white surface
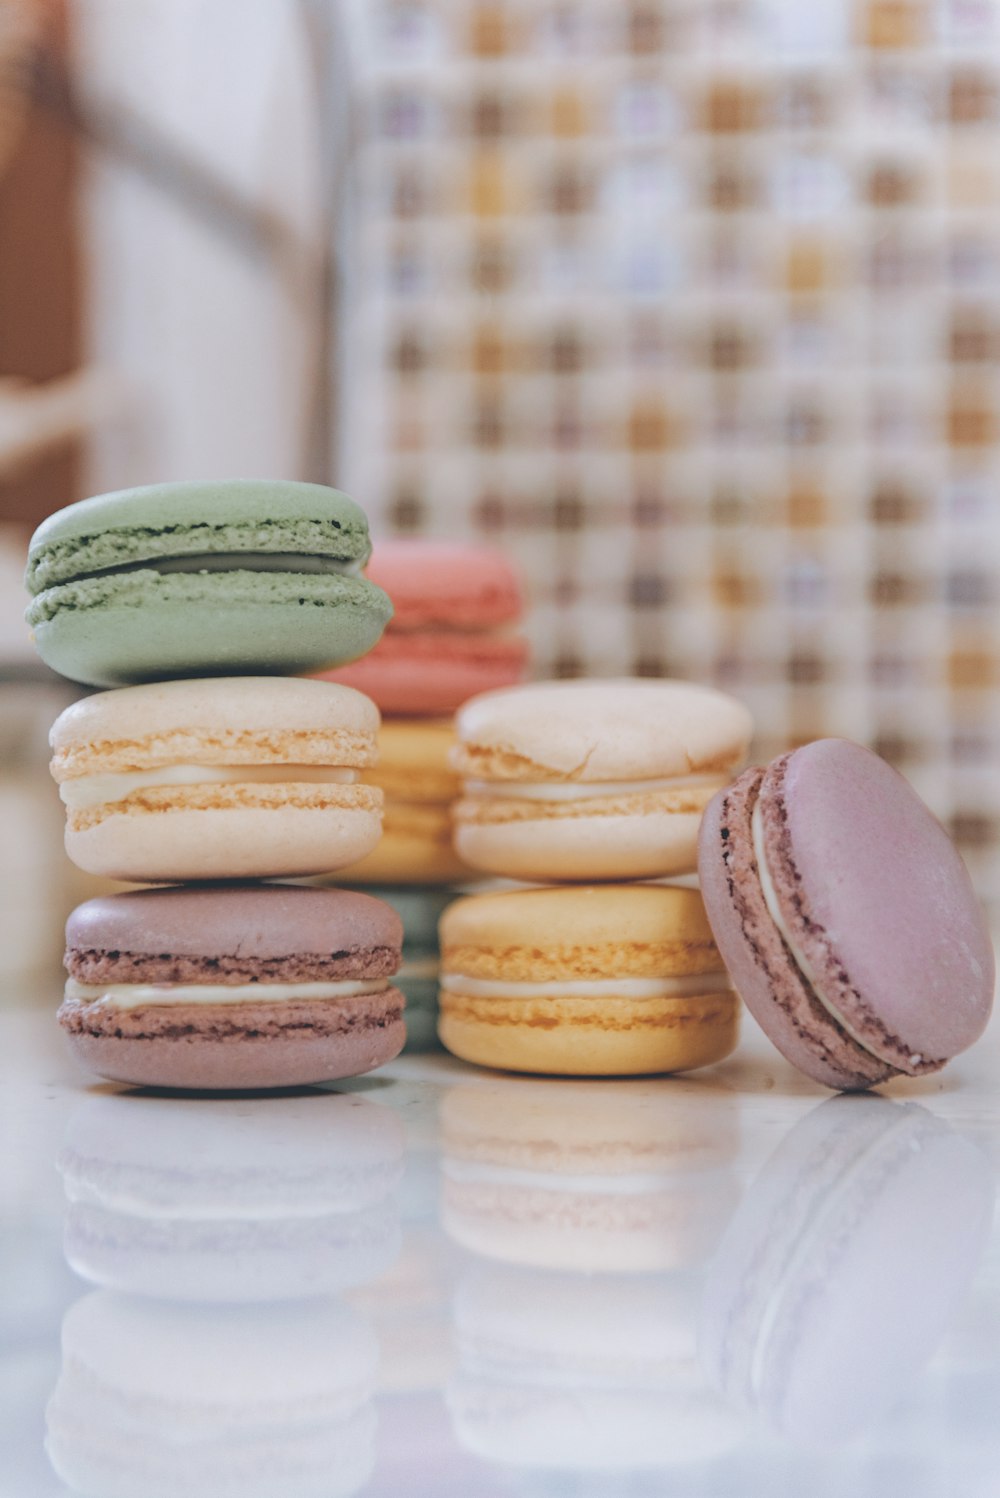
[[4, 997, 1000, 1497]]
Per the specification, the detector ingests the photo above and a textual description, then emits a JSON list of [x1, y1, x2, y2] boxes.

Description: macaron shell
[[26, 479, 374, 590], [65, 883, 404, 966], [362, 540, 523, 630], [761, 739, 994, 1071], [438, 990, 738, 1076], [336, 808, 473, 885], [65, 801, 383, 882], [698, 770, 891, 1090], [324, 634, 527, 716], [454, 806, 707, 881], [50, 676, 379, 770], [453, 678, 753, 782], [61, 992, 406, 1090], [29, 571, 391, 688]]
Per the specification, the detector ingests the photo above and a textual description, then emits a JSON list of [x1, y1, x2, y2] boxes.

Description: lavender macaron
[[698, 738, 994, 1091], [60, 884, 406, 1090]]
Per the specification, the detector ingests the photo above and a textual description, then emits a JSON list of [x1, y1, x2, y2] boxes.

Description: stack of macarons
[[25, 478, 413, 1090], [316, 538, 531, 1048], [440, 680, 996, 1090], [439, 678, 755, 1077]]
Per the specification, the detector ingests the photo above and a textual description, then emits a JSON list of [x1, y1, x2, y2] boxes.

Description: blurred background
[[2, 0, 999, 978]]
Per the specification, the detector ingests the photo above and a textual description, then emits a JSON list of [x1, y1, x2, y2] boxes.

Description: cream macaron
[[50, 677, 383, 882], [451, 678, 753, 880], [439, 884, 739, 1076]]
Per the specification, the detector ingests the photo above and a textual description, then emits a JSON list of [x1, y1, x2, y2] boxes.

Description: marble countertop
[[4, 996, 998, 1497]]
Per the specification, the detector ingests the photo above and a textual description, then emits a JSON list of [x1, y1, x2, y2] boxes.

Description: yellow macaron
[[439, 884, 739, 1076], [337, 720, 473, 886]]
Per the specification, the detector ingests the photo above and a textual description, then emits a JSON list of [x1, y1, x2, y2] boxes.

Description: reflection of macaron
[[46, 1293, 378, 1498], [448, 1265, 740, 1472], [698, 739, 995, 1090], [451, 678, 753, 880], [59, 1091, 404, 1301], [60, 885, 405, 1089], [439, 884, 739, 1076], [50, 678, 383, 882], [701, 1096, 992, 1444], [440, 1078, 740, 1271], [25, 479, 392, 688], [337, 721, 473, 885], [322, 540, 528, 715]]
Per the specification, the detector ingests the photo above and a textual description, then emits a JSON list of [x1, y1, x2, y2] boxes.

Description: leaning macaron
[[334, 721, 473, 886], [451, 678, 753, 881], [60, 884, 405, 1089], [698, 738, 995, 1091], [322, 540, 528, 715], [439, 884, 738, 1076], [50, 678, 382, 882], [25, 479, 392, 687]]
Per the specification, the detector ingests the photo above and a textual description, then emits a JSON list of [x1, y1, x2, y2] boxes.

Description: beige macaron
[[50, 677, 382, 882], [451, 678, 753, 881]]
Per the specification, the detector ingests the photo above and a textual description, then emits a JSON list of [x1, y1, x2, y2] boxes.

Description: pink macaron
[[318, 540, 529, 715], [697, 738, 994, 1091]]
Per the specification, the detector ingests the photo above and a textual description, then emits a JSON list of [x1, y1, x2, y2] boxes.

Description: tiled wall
[[340, 0, 1000, 911]]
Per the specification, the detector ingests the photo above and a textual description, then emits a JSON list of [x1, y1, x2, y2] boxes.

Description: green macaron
[[25, 479, 393, 687]]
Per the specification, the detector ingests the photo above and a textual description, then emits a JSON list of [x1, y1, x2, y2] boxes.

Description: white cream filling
[[442, 1158, 688, 1195], [462, 773, 723, 803], [439, 973, 732, 1001], [751, 799, 887, 1063], [98, 552, 366, 577], [59, 764, 360, 811], [64, 977, 390, 1009]]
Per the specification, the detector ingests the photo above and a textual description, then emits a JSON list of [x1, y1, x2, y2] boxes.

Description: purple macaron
[[698, 738, 994, 1090], [60, 884, 406, 1090]]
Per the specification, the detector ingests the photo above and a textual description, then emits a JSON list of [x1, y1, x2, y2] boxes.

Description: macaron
[[58, 1091, 405, 1300], [60, 884, 405, 1089], [321, 539, 528, 715], [438, 884, 739, 1076], [335, 720, 473, 885], [701, 1096, 992, 1444], [25, 479, 393, 687], [50, 677, 383, 882], [440, 1079, 740, 1271], [697, 738, 995, 1091], [46, 1293, 378, 1498], [451, 678, 753, 881]]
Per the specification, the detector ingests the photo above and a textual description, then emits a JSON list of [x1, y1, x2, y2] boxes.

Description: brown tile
[[470, 5, 519, 56], [948, 390, 998, 446], [949, 646, 999, 689], [862, 1, 927, 50], [701, 80, 768, 134], [948, 70, 999, 125]]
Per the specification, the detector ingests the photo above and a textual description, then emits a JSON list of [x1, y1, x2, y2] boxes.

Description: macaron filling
[[440, 974, 733, 1000], [64, 977, 391, 1009], [750, 800, 918, 1069], [86, 552, 366, 578], [461, 773, 725, 803], [59, 764, 361, 812]]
